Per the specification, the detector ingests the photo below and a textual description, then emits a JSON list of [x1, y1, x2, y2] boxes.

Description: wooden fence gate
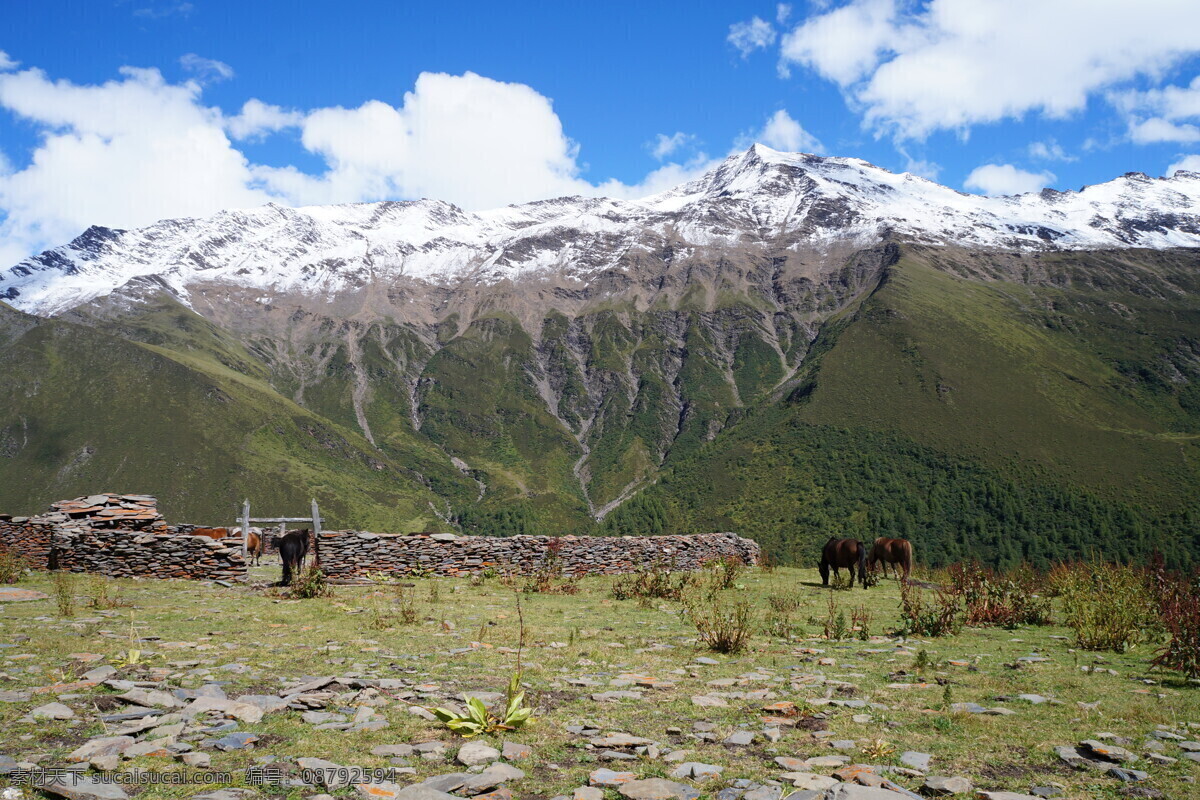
[[236, 499, 324, 578]]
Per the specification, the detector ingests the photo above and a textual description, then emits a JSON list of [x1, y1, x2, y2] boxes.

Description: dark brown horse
[[819, 538, 869, 588], [868, 537, 913, 581]]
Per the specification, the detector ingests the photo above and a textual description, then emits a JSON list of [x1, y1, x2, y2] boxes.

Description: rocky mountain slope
[[2, 146, 1199, 565]]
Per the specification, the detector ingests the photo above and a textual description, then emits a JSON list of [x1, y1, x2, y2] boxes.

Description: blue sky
[[1, 0, 1200, 264]]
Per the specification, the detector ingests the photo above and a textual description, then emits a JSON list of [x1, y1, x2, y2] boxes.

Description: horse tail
[[858, 540, 869, 587], [903, 540, 913, 580]]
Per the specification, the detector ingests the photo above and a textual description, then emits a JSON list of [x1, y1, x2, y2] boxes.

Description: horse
[[189, 527, 229, 541], [819, 537, 869, 588], [868, 537, 913, 581], [231, 527, 265, 567], [273, 529, 310, 586]]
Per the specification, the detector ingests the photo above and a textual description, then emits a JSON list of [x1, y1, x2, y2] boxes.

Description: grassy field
[[0, 563, 1197, 799]]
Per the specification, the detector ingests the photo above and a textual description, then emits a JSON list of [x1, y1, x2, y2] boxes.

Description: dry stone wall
[[316, 531, 761, 579], [0, 515, 54, 569], [50, 528, 247, 581]]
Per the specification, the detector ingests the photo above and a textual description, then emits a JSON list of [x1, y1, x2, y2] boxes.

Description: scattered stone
[[1080, 740, 1137, 764], [372, 745, 414, 758], [589, 769, 637, 788], [457, 741, 501, 766], [181, 752, 211, 768], [779, 773, 838, 791], [214, 732, 259, 751], [67, 737, 134, 763], [691, 695, 728, 708], [1108, 767, 1149, 782], [574, 790, 605, 800], [899, 751, 930, 771], [723, 731, 755, 747], [501, 742, 531, 760], [0, 588, 50, 602], [668, 762, 723, 781], [617, 778, 700, 800], [29, 702, 75, 720], [923, 776, 972, 795], [41, 774, 130, 800]]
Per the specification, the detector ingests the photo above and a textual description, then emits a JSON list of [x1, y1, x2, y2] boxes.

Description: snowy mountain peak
[[3, 146, 1200, 316]]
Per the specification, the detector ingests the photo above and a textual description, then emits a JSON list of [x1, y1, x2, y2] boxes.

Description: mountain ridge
[[4, 145, 1200, 317]]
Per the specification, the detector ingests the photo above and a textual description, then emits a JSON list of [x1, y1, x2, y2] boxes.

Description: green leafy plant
[[288, 564, 333, 599], [432, 672, 533, 737], [897, 580, 963, 637], [686, 594, 755, 653], [1054, 561, 1155, 652]]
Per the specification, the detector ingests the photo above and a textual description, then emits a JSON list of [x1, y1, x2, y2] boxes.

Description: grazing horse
[[274, 529, 310, 586], [868, 537, 913, 581], [819, 537, 869, 588]]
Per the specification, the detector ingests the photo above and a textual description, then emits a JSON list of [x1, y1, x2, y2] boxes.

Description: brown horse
[[819, 537, 869, 588], [232, 527, 265, 566], [868, 537, 913, 581], [189, 527, 229, 540]]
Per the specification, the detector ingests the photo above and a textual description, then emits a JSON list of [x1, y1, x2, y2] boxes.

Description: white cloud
[[179, 53, 234, 83], [0, 51, 18, 72], [649, 132, 695, 160], [964, 163, 1055, 196], [1168, 154, 1200, 175], [0, 63, 724, 265], [779, 0, 1200, 140], [776, 4, 793, 24], [1028, 139, 1076, 162], [0, 66, 270, 266], [753, 109, 823, 153], [226, 98, 303, 140], [728, 17, 777, 58], [1129, 117, 1200, 144], [130, 1, 193, 19]]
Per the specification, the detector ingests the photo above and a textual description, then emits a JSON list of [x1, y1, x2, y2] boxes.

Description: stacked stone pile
[[48, 493, 166, 531], [317, 531, 762, 579], [0, 515, 53, 568]]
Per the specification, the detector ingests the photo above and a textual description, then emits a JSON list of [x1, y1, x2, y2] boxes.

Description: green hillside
[[3, 247, 1200, 566]]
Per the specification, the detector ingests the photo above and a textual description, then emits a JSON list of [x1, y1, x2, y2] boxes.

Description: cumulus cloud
[[649, 132, 696, 160], [0, 63, 725, 265], [179, 53, 234, 83], [1168, 154, 1200, 175], [225, 98, 303, 140], [1028, 139, 1076, 162], [964, 163, 1055, 196], [728, 17, 777, 58], [0, 51, 18, 71], [1114, 74, 1200, 145], [0, 65, 270, 266], [778, 0, 1200, 140], [1129, 117, 1200, 144], [753, 109, 823, 153]]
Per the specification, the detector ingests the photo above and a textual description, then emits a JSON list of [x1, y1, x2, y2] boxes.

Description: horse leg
[[819, 560, 829, 586]]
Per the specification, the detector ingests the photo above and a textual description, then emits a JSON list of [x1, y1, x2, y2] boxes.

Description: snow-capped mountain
[[3, 144, 1199, 316]]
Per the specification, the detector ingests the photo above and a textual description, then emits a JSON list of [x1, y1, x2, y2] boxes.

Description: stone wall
[[51, 527, 247, 581], [0, 516, 54, 569], [316, 531, 761, 579]]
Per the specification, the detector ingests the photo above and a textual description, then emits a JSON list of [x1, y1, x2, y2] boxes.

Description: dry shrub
[[897, 580, 963, 637], [1151, 557, 1200, 678], [87, 575, 127, 609], [522, 537, 580, 594], [288, 564, 333, 599], [704, 555, 745, 590], [611, 559, 692, 604], [1052, 561, 1156, 652], [0, 545, 28, 584], [851, 604, 872, 640], [51, 571, 76, 617], [767, 590, 804, 614], [822, 593, 849, 640], [949, 561, 1052, 628], [686, 594, 755, 653]]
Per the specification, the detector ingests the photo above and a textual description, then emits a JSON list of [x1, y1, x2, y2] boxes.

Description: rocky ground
[[0, 565, 1196, 800]]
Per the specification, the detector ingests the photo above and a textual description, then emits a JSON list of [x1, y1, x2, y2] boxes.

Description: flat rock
[[723, 731, 755, 747], [41, 774, 129, 800], [501, 741, 531, 760], [574, 789, 605, 800], [668, 762, 723, 780], [824, 787, 901, 799], [589, 768, 637, 788], [0, 588, 49, 602], [691, 695, 728, 707], [235, 694, 290, 714], [1080, 740, 1137, 763], [923, 776, 972, 795], [779, 773, 838, 791], [214, 732, 259, 751], [192, 792, 262, 800], [899, 751, 931, 771], [372, 745, 414, 758], [30, 702, 75, 720], [183, 696, 263, 723], [67, 737, 135, 763], [976, 794, 1043, 800], [457, 740, 501, 766], [617, 778, 701, 800]]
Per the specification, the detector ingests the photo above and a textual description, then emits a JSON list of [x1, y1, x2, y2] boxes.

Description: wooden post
[[311, 499, 322, 566], [240, 499, 250, 576]]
